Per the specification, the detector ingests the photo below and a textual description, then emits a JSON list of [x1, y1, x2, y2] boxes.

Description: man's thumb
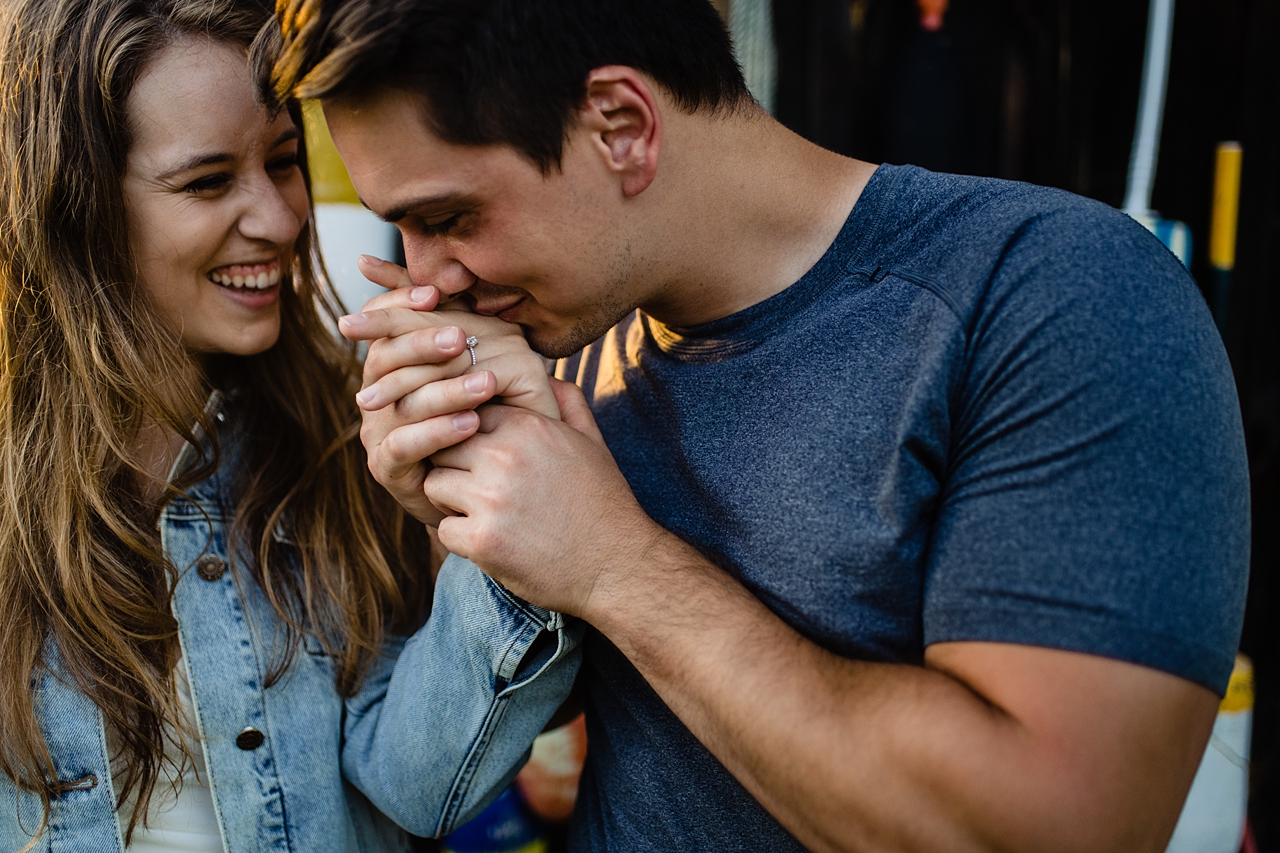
[[550, 378, 604, 443]]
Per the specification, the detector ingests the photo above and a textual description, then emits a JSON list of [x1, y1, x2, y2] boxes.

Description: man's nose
[[403, 233, 477, 296]]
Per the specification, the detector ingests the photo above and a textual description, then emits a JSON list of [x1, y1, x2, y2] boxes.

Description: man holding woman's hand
[[339, 262, 565, 529]]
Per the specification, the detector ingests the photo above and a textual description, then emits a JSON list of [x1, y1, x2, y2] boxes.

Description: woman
[[0, 0, 577, 850]]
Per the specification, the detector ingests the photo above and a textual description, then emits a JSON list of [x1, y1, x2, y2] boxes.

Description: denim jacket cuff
[[480, 572, 579, 697], [340, 554, 582, 838]]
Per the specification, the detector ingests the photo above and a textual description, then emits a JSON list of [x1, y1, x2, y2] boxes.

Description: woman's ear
[[579, 66, 662, 198]]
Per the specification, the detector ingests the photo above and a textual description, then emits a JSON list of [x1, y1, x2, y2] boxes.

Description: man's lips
[[473, 296, 525, 319]]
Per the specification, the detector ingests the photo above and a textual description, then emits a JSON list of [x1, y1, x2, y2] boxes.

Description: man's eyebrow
[[374, 191, 469, 224], [156, 128, 301, 182]]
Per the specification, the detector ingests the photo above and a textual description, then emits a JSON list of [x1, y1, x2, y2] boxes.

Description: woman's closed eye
[[267, 152, 300, 176], [183, 172, 232, 194]]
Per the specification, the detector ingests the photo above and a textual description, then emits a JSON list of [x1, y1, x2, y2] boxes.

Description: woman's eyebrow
[[155, 129, 301, 181], [156, 151, 233, 181]]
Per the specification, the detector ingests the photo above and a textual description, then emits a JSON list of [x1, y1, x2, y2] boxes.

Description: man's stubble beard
[[524, 242, 641, 360], [525, 293, 634, 359]]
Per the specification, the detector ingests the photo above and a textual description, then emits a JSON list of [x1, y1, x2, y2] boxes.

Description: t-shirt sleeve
[[921, 205, 1250, 694]]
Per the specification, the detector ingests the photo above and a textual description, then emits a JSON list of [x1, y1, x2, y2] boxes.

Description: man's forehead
[[323, 94, 470, 206], [322, 92, 544, 217]]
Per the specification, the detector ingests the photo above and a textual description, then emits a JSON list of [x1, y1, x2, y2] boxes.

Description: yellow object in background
[[1207, 142, 1243, 330], [1209, 142, 1243, 272], [1221, 654, 1254, 713], [302, 100, 359, 205]]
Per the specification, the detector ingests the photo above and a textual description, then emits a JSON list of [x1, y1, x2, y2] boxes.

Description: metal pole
[[1123, 0, 1177, 218]]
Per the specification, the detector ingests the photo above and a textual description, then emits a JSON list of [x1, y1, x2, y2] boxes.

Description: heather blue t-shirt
[[556, 164, 1250, 852]]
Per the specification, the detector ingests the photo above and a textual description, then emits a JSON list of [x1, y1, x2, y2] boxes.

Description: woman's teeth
[[208, 267, 281, 290]]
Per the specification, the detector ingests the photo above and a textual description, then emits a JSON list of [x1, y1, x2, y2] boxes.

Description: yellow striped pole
[[1209, 142, 1243, 331]]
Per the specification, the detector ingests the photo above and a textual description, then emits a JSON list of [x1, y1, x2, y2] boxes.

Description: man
[[269, 1, 1251, 850]]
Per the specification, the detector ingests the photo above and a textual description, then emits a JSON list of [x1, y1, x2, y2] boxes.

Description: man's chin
[[526, 315, 624, 360], [526, 328, 594, 360]]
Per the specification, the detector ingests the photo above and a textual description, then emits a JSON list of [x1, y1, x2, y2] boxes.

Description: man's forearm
[[584, 530, 1215, 853]]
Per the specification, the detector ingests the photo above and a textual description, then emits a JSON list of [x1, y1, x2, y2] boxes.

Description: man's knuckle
[[383, 430, 409, 459], [470, 524, 498, 556]]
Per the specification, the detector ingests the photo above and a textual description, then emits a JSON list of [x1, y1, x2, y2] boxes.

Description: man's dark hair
[[268, 0, 751, 170]]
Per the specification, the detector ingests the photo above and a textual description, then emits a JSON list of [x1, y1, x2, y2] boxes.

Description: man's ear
[[579, 66, 662, 198]]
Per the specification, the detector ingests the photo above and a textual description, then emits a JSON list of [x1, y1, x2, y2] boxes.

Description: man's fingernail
[[340, 313, 368, 328], [356, 386, 377, 406], [436, 327, 462, 348], [410, 286, 434, 303], [359, 254, 383, 266], [464, 373, 488, 393], [453, 411, 479, 431]]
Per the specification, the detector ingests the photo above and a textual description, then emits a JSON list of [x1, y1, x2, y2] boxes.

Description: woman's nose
[[403, 232, 477, 296], [237, 174, 305, 246]]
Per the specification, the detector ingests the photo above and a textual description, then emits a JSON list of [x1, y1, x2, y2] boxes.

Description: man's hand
[[338, 256, 560, 526], [426, 380, 662, 614]]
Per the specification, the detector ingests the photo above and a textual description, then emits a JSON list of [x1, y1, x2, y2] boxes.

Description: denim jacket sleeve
[[340, 554, 582, 838]]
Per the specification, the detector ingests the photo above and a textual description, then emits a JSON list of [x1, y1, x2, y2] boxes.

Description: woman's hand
[[337, 256, 560, 525]]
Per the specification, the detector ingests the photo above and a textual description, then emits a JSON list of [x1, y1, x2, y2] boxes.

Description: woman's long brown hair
[[0, 0, 432, 842]]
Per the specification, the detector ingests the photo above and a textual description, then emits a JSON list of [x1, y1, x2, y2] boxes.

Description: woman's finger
[[363, 324, 471, 385], [359, 364, 452, 411], [341, 306, 457, 342], [472, 351, 560, 420], [340, 305, 525, 343], [359, 284, 439, 315], [357, 254, 415, 291], [363, 368, 496, 418], [375, 413, 480, 480], [423, 467, 475, 526], [362, 316, 539, 386]]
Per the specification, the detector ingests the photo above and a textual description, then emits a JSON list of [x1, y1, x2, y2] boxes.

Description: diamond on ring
[[465, 335, 479, 366]]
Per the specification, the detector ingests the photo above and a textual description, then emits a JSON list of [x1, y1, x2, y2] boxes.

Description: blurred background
[[309, 0, 1278, 849]]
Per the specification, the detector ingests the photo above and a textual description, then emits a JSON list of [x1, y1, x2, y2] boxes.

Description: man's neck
[[635, 109, 877, 328]]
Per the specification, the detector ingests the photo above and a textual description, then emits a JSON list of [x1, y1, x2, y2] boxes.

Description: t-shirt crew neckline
[[641, 163, 898, 361]]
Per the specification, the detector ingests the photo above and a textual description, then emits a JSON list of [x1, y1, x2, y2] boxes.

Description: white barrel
[[1165, 655, 1252, 853]]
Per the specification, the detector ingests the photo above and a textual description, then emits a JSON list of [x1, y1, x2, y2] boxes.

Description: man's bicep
[[925, 641, 1218, 852]]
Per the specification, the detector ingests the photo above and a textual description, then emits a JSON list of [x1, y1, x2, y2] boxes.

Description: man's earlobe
[[583, 66, 662, 198]]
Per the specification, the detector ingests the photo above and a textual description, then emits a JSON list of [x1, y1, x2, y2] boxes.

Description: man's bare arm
[[592, 534, 1216, 853]]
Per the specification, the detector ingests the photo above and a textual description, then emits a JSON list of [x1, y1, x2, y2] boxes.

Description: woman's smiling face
[[123, 36, 309, 356]]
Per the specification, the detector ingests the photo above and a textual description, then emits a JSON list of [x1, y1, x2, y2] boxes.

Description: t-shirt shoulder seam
[[875, 267, 967, 325]]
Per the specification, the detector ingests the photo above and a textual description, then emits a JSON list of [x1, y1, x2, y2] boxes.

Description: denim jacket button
[[235, 728, 264, 750], [196, 554, 226, 582]]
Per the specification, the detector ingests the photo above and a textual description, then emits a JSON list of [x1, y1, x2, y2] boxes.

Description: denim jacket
[[1, 395, 581, 853]]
